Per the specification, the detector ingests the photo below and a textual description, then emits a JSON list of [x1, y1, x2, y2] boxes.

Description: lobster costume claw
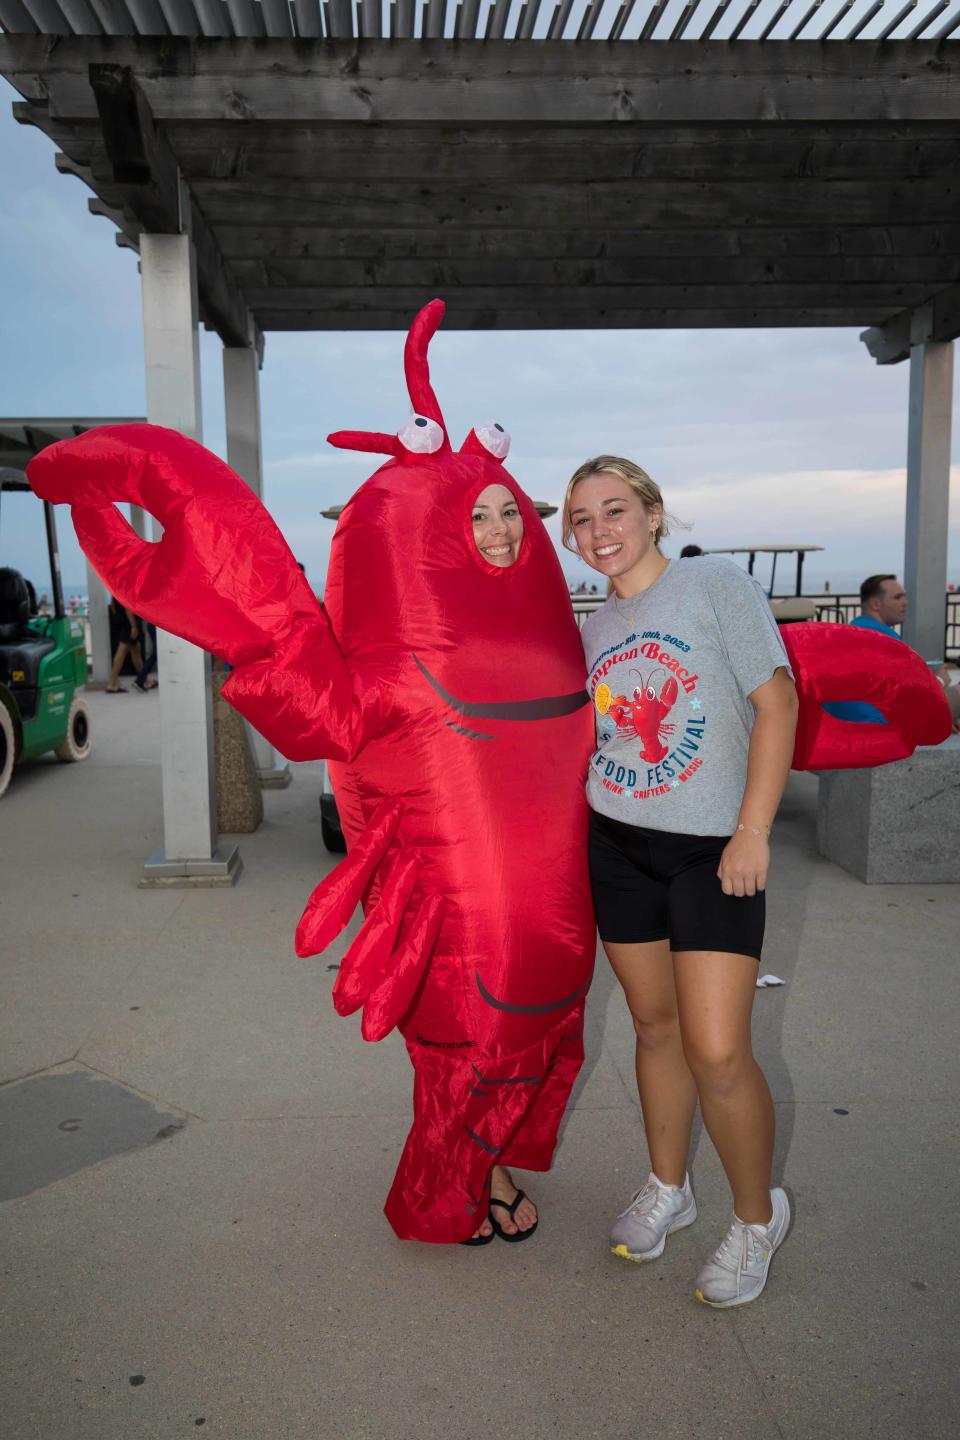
[[27, 424, 371, 761], [783, 622, 952, 770]]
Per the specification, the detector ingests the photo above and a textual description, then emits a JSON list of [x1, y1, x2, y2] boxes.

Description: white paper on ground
[[756, 973, 785, 988]]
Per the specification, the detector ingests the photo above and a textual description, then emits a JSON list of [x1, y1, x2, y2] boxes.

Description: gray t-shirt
[[580, 557, 792, 837]]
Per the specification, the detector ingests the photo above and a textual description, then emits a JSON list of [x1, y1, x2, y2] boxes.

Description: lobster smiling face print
[[27, 300, 596, 1245]]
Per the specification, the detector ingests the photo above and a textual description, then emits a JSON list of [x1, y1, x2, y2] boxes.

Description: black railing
[[945, 591, 960, 662], [571, 590, 960, 660]]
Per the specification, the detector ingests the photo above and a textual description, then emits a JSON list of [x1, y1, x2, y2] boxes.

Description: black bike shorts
[[588, 809, 765, 961]]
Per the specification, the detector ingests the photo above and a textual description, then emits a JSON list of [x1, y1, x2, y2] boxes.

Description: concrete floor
[[1, 690, 957, 1439]]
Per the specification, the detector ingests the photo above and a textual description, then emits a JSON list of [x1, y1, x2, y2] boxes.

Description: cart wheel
[[321, 812, 346, 854], [55, 694, 92, 763], [0, 703, 14, 798]]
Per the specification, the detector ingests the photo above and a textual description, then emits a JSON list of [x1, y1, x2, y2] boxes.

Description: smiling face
[[567, 473, 660, 585], [471, 483, 524, 568]]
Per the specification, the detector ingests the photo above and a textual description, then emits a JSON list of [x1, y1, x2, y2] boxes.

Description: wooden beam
[[244, 283, 941, 313], [89, 62, 181, 231], [861, 312, 912, 365], [162, 122, 960, 185], [87, 196, 144, 252], [83, 63, 263, 358], [254, 306, 900, 331], [191, 178, 958, 230], [215, 224, 960, 261], [12, 101, 99, 160], [230, 254, 960, 289], [861, 284, 960, 364], [1, 38, 957, 125]]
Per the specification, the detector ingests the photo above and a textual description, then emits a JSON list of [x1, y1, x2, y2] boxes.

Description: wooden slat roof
[[1, 26, 958, 354], [2, 0, 959, 40]]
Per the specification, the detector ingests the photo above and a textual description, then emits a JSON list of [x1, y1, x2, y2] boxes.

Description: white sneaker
[[694, 1187, 790, 1308], [610, 1171, 697, 1262]]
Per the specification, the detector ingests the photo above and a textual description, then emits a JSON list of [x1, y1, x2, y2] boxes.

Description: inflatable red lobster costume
[[29, 301, 596, 1243], [27, 300, 950, 1243]]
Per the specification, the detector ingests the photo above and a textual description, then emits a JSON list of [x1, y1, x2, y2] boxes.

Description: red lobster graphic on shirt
[[605, 671, 679, 765]]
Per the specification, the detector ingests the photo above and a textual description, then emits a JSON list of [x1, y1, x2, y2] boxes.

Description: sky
[[1, 77, 958, 602]]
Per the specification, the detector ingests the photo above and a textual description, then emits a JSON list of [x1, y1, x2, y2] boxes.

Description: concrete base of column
[[139, 842, 243, 889], [257, 762, 292, 789]]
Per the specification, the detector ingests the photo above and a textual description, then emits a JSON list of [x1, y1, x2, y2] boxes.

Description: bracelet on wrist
[[737, 822, 770, 838]]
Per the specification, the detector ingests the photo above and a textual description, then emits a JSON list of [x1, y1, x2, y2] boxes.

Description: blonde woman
[[564, 456, 798, 1308]]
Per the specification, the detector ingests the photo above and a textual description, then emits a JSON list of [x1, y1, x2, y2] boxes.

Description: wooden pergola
[[0, 25, 958, 338], [1, 12, 957, 882]]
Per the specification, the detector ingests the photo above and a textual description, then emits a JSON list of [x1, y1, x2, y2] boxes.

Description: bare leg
[[604, 939, 698, 1187], [107, 641, 130, 691], [674, 951, 774, 1224]]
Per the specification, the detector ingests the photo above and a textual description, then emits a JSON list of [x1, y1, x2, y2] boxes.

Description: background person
[[106, 596, 143, 694], [563, 455, 798, 1308], [134, 620, 158, 692]]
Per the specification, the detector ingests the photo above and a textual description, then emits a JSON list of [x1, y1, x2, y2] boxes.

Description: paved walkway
[[1, 690, 957, 1439]]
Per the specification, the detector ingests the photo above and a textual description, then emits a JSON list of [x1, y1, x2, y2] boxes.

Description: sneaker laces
[[622, 1177, 675, 1221], [711, 1217, 770, 1277]]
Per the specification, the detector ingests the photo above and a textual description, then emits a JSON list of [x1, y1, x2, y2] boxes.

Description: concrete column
[[129, 505, 150, 541], [84, 561, 111, 685], [140, 231, 240, 887], [222, 340, 291, 790], [903, 340, 954, 660]]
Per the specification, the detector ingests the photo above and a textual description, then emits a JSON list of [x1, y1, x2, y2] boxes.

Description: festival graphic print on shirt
[[588, 627, 707, 803], [580, 559, 791, 836]]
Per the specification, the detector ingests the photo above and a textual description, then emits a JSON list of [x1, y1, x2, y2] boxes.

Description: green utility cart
[[0, 469, 91, 798]]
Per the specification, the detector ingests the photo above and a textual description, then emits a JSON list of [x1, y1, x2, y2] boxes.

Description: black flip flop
[[459, 1226, 495, 1247], [489, 1190, 538, 1243]]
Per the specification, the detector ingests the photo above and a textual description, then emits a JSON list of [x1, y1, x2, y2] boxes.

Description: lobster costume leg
[[386, 1007, 585, 1243]]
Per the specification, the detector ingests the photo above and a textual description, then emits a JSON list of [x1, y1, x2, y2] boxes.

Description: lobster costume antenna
[[404, 298, 448, 435], [327, 431, 403, 457]]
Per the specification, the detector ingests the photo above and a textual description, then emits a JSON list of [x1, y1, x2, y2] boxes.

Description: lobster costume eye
[[398, 415, 445, 454], [472, 421, 511, 461]]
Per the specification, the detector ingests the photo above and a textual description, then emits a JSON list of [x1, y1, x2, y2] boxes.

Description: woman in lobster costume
[[28, 301, 597, 1245]]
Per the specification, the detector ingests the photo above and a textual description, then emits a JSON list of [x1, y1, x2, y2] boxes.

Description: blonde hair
[[561, 455, 670, 553]]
